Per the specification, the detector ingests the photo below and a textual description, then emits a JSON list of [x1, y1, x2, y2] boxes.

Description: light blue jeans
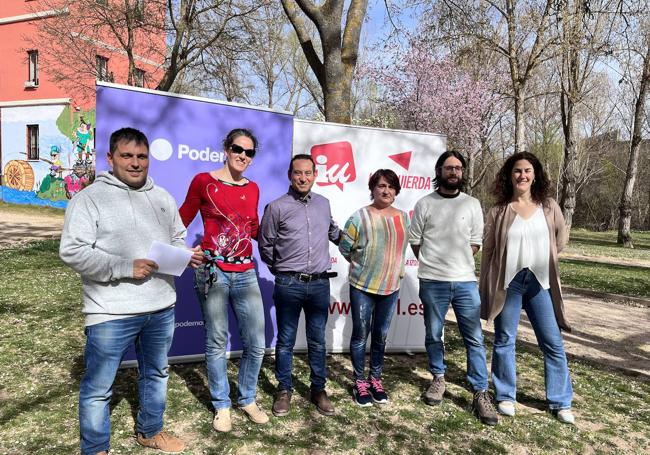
[[492, 268, 573, 410], [195, 266, 266, 410], [419, 280, 489, 391], [349, 286, 399, 381], [79, 306, 175, 455]]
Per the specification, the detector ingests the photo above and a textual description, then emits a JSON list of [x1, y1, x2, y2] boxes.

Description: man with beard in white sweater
[[60, 127, 202, 455], [409, 150, 498, 426]]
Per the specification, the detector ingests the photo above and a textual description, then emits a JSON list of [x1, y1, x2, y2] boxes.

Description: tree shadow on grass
[[171, 354, 333, 415], [1, 352, 140, 432], [514, 317, 650, 382], [170, 363, 212, 412], [110, 368, 140, 423], [0, 379, 77, 426], [172, 360, 263, 413]]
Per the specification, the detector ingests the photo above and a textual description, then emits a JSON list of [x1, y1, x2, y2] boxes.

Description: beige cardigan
[[479, 198, 571, 332]]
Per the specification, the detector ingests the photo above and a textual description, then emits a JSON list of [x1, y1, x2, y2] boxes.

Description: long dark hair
[[492, 151, 550, 206], [433, 150, 467, 192]]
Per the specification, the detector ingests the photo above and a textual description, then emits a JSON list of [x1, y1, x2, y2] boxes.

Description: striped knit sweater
[[339, 206, 410, 295]]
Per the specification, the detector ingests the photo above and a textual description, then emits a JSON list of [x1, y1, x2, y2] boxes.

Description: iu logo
[[311, 141, 356, 191]]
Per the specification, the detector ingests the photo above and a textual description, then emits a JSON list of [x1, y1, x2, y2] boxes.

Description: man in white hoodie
[[60, 128, 201, 455]]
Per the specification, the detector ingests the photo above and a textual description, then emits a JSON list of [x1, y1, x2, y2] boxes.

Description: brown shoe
[[473, 390, 498, 426], [240, 402, 269, 424], [310, 389, 335, 416], [136, 430, 185, 453], [95, 452, 108, 455], [423, 375, 445, 405], [212, 407, 232, 432], [272, 390, 292, 417]]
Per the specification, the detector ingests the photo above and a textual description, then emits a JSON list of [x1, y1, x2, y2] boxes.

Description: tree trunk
[[465, 152, 475, 197], [281, 0, 367, 125], [322, 53, 354, 123], [513, 85, 525, 153], [559, 124, 577, 231], [558, 0, 583, 234], [646, 186, 650, 230], [617, 40, 650, 247], [559, 84, 579, 233]]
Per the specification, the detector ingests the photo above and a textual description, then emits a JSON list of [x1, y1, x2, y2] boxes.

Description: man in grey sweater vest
[[409, 150, 498, 426], [60, 128, 201, 455]]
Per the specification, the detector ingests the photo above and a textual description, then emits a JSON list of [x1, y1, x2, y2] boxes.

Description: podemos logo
[[311, 141, 356, 191], [149, 138, 174, 161], [149, 138, 225, 163]]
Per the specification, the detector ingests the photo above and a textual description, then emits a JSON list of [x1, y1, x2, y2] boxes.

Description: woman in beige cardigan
[[479, 151, 575, 424]]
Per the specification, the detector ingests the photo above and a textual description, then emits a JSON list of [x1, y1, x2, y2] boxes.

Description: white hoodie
[[59, 171, 187, 326]]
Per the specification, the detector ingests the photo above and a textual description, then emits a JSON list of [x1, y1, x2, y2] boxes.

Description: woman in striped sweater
[[339, 169, 410, 406]]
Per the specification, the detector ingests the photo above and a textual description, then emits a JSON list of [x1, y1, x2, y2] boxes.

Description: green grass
[[562, 229, 650, 297], [1, 240, 649, 454], [473, 228, 650, 299], [560, 260, 650, 297], [566, 228, 650, 262]]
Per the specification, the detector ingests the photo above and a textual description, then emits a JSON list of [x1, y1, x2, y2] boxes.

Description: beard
[[439, 175, 463, 191]]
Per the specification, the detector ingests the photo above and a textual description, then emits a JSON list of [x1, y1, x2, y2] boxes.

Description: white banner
[[291, 120, 446, 352]]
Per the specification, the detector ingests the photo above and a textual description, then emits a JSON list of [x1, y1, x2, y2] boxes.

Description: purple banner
[[95, 83, 293, 361]]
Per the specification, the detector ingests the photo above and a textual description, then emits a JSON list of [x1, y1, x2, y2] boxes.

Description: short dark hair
[[369, 169, 401, 198], [492, 151, 550, 206], [223, 128, 258, 151], [289, 154, 316, 173], [433, 150, 467, 191], [109, 127, 149, 154]]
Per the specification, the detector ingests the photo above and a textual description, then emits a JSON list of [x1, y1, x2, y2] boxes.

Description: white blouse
[[504, 206, 550, 290]]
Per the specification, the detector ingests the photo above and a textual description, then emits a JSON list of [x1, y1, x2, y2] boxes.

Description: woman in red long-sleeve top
[[179, 128, 268, 432]]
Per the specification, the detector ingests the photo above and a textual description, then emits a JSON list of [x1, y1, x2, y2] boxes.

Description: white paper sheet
[[146, 240, 193, 276]]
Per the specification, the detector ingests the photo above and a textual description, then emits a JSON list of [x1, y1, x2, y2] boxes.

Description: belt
[[283, 271, 331, 283]]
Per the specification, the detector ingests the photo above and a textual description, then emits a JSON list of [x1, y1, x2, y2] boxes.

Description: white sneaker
[[497, 401, 516, 416], [555, 408, 575, 425]]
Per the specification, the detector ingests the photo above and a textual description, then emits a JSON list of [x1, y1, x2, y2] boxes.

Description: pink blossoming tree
[[373, 41, 501, 193]]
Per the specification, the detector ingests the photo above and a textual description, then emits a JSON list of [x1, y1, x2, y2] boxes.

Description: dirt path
[[447, 291, 650, 380], [560, 251, 650, 269], [1, 206, 649, 380], [0, 207, 64, 248]]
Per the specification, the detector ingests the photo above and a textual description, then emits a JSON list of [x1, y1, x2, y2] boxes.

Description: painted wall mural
[[1, 104, 95, 207]]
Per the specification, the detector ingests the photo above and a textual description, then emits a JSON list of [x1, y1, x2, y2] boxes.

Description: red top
[[180, 172, 259, 272]]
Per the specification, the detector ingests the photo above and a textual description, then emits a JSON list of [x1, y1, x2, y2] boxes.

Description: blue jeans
[[419, 280, 489, 391], [195, 266, 266, 410], [273, 273, 330, 392], [79, 306, 175, 455], [349, 286, 398, 380], [492, 268, 573, 410]]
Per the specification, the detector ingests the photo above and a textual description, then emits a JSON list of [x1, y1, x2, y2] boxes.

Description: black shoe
[[352, 379, 373, 407], [368, 377, 388, 404]]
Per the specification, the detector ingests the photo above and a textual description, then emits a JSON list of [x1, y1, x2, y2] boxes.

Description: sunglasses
[[229, 144, 256, 158]]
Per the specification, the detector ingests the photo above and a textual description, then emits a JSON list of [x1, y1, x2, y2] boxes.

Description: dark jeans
[[273, 273, 330, 392], [349, 286, 399, 380]]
